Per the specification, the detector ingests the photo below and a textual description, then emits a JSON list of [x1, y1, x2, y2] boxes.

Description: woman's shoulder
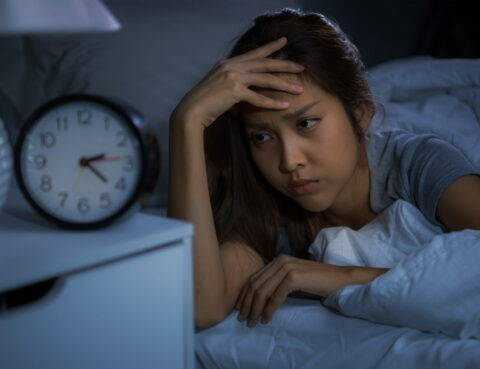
[[365, 128, 444, 149], [364, 128, 460, 171], [366, 127, 478, 226]]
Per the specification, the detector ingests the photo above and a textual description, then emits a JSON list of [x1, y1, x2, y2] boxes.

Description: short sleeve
[[366, 129, 479, 226]]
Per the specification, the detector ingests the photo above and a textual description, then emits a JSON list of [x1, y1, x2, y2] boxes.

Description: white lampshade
[[0, 0, 121, 35]]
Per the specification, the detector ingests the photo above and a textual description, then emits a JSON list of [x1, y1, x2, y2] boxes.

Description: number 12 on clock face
[[16, 95, 151, 229]]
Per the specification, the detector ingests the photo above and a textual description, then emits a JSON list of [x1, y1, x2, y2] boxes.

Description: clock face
[[17, 98, 144, 227]]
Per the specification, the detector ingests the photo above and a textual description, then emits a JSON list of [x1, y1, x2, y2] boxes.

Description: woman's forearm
[[234, 256, 390, 326], [350, 266, 389, 283], [295, 262, 390, 298], [167, 117, 227, 325], [332, 266, 389, 295]]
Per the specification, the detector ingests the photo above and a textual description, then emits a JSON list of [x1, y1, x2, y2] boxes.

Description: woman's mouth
[[288, 179, 319, 195]]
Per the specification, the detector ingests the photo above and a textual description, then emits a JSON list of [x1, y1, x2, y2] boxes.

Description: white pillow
[[308, 200, 443, 268]]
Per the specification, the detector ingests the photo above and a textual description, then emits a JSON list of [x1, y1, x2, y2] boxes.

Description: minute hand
[[87, 162, 108, 183]]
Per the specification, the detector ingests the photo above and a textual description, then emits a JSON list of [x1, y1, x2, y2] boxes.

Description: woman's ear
[[356, 103, 373, 134]]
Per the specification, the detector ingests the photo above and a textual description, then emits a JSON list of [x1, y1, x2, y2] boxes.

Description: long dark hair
[[205, 8, 375, 262]]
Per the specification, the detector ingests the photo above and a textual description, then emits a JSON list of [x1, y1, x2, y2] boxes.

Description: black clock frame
[[14, 93, 160, 230]]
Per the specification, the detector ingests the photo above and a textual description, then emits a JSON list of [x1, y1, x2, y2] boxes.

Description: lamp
[[0, 0, 121, 35]]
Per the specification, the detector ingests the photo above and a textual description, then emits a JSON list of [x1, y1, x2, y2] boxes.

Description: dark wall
[[299, 0, 480, 68], [414, 0, 480, 59]]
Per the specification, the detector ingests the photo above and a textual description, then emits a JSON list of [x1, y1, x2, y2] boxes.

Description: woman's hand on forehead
[[170, 37, 305, 131], [233, 37, 289, 61]]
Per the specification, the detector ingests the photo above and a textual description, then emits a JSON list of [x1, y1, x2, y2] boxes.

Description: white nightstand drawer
[[0, 240, 192, 369]]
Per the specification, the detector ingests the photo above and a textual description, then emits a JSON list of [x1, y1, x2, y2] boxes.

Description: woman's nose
[[278, 141, 306, 173]]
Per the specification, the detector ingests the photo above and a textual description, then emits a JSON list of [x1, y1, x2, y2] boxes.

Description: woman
[[168, 9, 480, 330]]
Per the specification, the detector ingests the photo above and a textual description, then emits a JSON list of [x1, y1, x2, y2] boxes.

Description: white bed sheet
[[196, 298, 480, 369]]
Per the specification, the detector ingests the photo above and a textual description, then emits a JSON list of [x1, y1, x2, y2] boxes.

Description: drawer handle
[[0, 278, 59, 312]]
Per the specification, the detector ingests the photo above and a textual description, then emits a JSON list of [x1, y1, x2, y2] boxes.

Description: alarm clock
[[15, 94, 159, 229]]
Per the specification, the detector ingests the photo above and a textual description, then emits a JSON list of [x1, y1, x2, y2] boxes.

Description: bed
[[194, 56, 480, 369]]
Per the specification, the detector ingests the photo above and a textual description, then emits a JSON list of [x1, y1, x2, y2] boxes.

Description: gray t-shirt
[[365, 129, 478, 226], [276, 128, 478, 255]]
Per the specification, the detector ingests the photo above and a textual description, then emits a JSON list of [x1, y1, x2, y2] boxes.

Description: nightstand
[[0, 190, 194, 369]]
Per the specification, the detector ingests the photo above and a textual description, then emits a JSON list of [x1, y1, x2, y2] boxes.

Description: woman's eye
[[251, 133, 271, 144], [298, 118, 319, 129]]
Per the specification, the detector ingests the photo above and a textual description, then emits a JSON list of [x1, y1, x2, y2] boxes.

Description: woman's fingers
[[260, 278, 292, 324], [216, 58, 303, 78], [235, 260, 274, 311], [230, 58, 304, 74], [235, 265, 267, 310], [233, 37, 287, 62], [242, 89, 290, 110], [246, 271, 289, 327], [245, 58, 304, 74], [237, 256, 294, 326], [237, 284, 255, 322], [236, 263, 275, 320], [243, 72, 304, 94]]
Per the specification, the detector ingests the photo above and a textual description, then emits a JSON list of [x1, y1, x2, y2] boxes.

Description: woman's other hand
[[235, 255, 389, 328], [170, 37, 305, 130]]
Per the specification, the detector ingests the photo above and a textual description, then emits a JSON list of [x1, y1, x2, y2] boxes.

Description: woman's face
[[241, 74, 367, 213]]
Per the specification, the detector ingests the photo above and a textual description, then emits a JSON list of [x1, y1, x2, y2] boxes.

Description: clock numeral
[[77, 198, 90, 213], [100, 193, 112, 209], [123, 156, 134, 171], [104, 116, 110, 131], [115, 177, 126, 191], [56, 116, 68, 131], [77, 109, 92, 125], [40, 175, 52, 192], [34, 154, 47, 169], [58, 192, 68, 207], [116, 131, 127, 147], [39, 132, 56, 148]]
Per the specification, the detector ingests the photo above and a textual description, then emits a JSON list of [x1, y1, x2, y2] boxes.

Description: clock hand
[[87, 162, 108, 183], [79, 154, 123, 166], [80, 153, 105, 166], [79, 153, 116, 183], [97, 156, 123, 162]]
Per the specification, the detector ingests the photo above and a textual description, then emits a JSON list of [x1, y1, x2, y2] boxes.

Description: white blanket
[[309, 200, 480, 339]]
